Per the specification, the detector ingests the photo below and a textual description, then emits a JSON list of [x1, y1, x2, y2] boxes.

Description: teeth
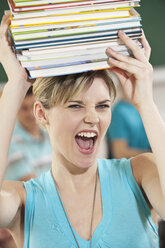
[[77, 132, 97, 138], [87, 132, 91, 138]]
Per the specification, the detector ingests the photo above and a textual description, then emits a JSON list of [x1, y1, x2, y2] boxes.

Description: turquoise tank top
[[23, 158, 159, 248]]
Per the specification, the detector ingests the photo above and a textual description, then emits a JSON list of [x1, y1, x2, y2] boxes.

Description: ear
[[33, 101, 49, 127]]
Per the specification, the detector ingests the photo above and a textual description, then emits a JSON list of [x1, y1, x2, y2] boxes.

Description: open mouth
[[75, 131, 98, 154]]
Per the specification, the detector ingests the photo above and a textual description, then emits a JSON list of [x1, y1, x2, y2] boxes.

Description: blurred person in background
[[0, 86, 52, 248], [5, 86, 52, 181], [106, 86, 151, 159]]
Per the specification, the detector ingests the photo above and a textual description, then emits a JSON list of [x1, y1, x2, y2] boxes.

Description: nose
[[84, 107, 99, 125]]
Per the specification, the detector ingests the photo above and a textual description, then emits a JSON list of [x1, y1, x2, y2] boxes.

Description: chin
[[72, 142, 100, 169], [73, 154, 98, 170]]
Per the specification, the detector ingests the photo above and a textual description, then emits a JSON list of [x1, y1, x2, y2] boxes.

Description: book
[[28, 60, 111, 78], [11, 1, 140, 18], [10, 9, 131, 27], [21, 39, 127, 55], [17, 42, 135, 61], [13, 31, 141, 50], [9, 0, 134, 12], [19, 48, 136, 69], [21, 53, 109, 68], [13, 0, 131, 7], [13, 27, 141, 45], [7, 0, 143, 78], [10, 10, 141, 35], [12, 21, 141, 41]]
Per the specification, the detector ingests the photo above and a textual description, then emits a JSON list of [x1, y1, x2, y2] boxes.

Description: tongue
[[76, 136, 93, 150]]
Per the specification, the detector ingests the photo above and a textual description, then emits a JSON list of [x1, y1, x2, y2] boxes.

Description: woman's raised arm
[[0, 14, 31, 228], [106, 30, 165, 219]]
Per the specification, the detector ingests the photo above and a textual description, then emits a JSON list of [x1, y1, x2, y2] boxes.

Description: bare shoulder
[[130, 153, 158, 186], [2, 180, 26, 205]]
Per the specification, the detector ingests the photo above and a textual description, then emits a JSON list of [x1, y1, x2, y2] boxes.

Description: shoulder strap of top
[[23, 180, 35, 248]]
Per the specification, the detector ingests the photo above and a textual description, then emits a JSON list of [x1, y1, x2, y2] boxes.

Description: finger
[[108, 57, 140, 75], [106, 47, 144, 68], [0, 14, 10, 28], [0, 15, 12, 54], [110, 67, 129, 80], [110, 67, 133, 93], [118, 30, 148, 63], [0, 15, 11, 38], [140, 30, 151, 60], [4, 10, 11, 16]]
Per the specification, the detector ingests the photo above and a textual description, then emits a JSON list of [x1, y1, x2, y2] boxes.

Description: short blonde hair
[[33, 70, 116, 109]]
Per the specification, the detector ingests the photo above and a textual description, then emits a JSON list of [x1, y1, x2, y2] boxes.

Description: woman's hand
[[106, 30, 153, 110], [0, 14, 29, 84]]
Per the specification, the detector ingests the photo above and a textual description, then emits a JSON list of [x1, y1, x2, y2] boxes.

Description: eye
[[67, 104, 83, 109], [96, 104, 110, 109]]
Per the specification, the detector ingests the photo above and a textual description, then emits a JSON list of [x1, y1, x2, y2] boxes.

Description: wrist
[[7, 79, 31, 90], [136, 100, 156, 115], [4, 80, 32, 101]]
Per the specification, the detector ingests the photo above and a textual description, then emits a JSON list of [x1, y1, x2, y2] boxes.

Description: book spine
[[10, 11, 131, 27], [28, 60, 110, 78]]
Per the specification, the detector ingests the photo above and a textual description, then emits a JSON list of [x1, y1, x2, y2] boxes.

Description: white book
[[10, 8, 140, 33], [10, 9, 130, 26], [15, 31, 141, 50], [28, 60, 110, 78], [21, 49, 133, 68], [21, 52, 108, 67], [18, 44, 131, 61], [11, 16, 141, 34], [14, 0, 127, 7], [11, 0, 137, 12], [12, 1, 140, 19], [22, 39, 125, 55], [15, 37, 117, 49], [14, 27, 141, 45], [13, 21, 141, 41]]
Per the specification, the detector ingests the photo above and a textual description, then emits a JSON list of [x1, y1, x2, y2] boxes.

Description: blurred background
[[0, 0, 165, 248], [0, 0, 165, 163], [0, 0, 165, 115]]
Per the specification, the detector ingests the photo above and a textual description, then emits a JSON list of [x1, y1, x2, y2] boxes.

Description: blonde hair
[[33, 70, 116, 109]]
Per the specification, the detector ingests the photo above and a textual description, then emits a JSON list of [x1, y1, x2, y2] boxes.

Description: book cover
[[28, 60, 110, 78], [18, 43, 134, 61], [10, 12, 141, 35], [11, 1, 140, 18], [14, 30, 141, 50], [10, 9, 130, 27], [12, 21, 141, 41], [13, 0, 130, 7], [21, 39, 126, 55], [13, 27, 141, 45], [6, 0, 142, 78], [9, 0, 131, 11]]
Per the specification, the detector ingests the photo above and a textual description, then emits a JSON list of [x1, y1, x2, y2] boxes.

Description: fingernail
[[108, 57, 115, 62], [106, 47, 114, 53], [119, 30, 126, 36]]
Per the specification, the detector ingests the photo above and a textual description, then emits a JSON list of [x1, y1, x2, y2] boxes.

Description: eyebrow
[[68, 100, 111, 104]]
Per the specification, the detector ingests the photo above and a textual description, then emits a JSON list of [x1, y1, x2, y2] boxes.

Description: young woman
[[0, 14, 165, 248]]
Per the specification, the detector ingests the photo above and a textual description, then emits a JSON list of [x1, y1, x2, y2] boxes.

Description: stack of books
[[7, 0, 142, 78]]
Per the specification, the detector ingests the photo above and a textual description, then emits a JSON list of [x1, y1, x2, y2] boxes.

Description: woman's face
[[46, 77, 112, 170]]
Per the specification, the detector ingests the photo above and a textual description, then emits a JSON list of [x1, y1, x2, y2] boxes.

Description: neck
[[29, 126, 41, 138], [51, 155, 98, 192], [20, 121, 41, 138]]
